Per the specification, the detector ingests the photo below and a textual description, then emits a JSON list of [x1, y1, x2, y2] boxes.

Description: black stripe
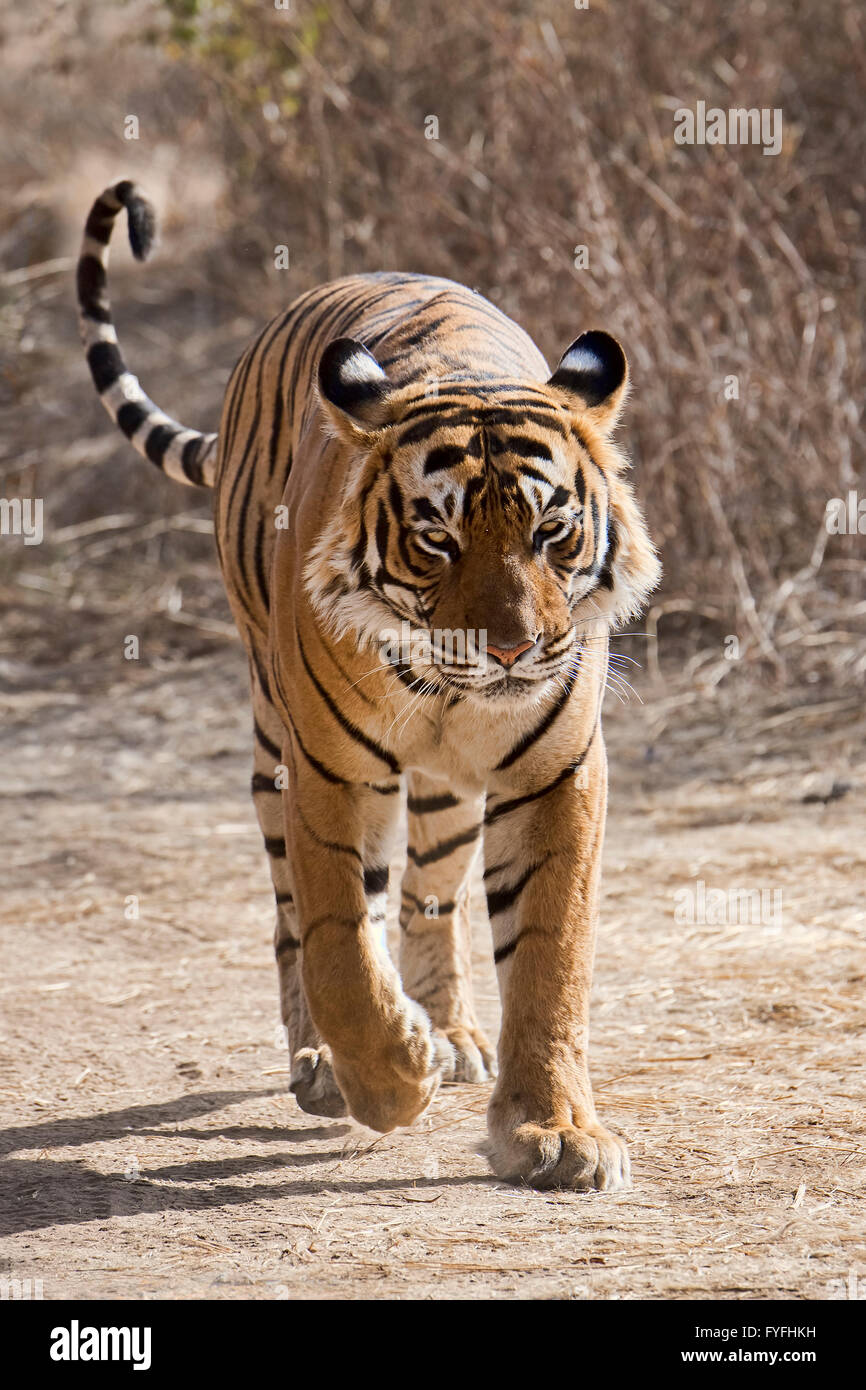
[[363, 865, 390, 896], [494, 936, 520, 965], [275, 935, 299, 957], [84, 199, 117, 245], [400, 889, 457, 918], [558, 534, 585, 563], [462, 474, 485, 521], [254, 718, 282, 762], [517, 410, 567, 438], [283, 708, 394, 796], [114, 181, 156, 260], [575, 558, 600, 578], [145, 423, 180, 467], [286, 712, 349, 786], [397, 412, 479, 447], [221, 308, 295, 531], [251, 771, 279, 794], [252, 522, 270, 609], [485, 856, 550, 917], [224, 303, 299, 461], [250, 644, 273, 705], [519, 463, 555, 487], [494, 668, 576, 771], [87, 340, 124, 393], [397, 396, 470, 423], [493, 925, 542, 965], [424, 445, 466, 476], [482, 860, 509, 880], [76, 254, 110, 322], [297, 804, 363, 862], [222, 344, 259, 463], [485, 728, 596, 825], [410, 496, 443, 524], [406, 824, 480, 868], [116, 401, 150, 439], [493, 395, 562, 410], [303, 913, 365, 947], [504, 437, 553, 461], [590, 495, 600, 548], [543, 630, 576, 658], [181, 436, 206, 487], [597, 520, 619, 591], [374, 500, 391, 572], [387, 478, 429, 578], [233, 448, 260, 610], [264, 835, 286, 858], [377, 313, 452, 364], [297, 632, 400, 774], [406, 790, 460, 815], [349, 474, 376, 572], [267, 334, 289, 477]]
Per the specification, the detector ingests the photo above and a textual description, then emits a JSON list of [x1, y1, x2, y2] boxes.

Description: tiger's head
[[305, 332, 660, 705]]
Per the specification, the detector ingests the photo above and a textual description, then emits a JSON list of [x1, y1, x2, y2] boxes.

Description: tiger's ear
[[318, 338, 393, 435], [548, 330, 628, 431]]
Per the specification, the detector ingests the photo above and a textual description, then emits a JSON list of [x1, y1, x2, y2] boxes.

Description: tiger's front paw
[[486, 1115, 631, 1191], [330, 1018, 455, 1133]]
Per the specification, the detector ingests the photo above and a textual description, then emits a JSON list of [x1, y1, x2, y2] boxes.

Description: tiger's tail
[[77, 181, 218, 487]]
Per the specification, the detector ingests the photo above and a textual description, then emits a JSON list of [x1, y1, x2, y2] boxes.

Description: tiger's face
[[307, 333, 660, 706], [374, 417, 606, 702]]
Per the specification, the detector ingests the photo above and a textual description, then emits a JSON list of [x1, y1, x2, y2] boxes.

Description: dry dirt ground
[[1, 630, 864, 1300]]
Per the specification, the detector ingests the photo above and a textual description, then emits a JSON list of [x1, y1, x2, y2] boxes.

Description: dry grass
[[1, 0, 864, 687]]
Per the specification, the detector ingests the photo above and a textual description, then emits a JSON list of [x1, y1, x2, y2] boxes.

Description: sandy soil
[[0, 627, 864, 1300]]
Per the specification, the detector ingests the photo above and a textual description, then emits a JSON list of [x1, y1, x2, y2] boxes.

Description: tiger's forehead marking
[[391, 414, 602, 533], [412, 430, 568, 527], [388, 391, 607, 540], [395, 394, 571, 448], [416, 426, 560, 480]]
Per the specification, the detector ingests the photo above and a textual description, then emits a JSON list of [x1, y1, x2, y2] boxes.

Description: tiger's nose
[[485, 638, 537, 668]]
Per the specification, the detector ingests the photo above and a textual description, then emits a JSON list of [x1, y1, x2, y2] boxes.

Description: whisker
[[608, 651, 643, 670], [342, 662, 397, 694], [604, 669, 643, 705]]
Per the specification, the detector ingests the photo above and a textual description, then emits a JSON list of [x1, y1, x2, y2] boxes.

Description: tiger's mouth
[[473, 673, 550, 701], [375, 615, 578, 703], [433, 658, 565, 703]]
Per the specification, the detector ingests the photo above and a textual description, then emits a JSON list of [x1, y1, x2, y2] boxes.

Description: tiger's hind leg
[[399, 774, 496, 1083], [250, 669, 347, 1118]]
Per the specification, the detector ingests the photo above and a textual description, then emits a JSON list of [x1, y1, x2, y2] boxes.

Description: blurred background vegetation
[[0, 0, 863, 696]]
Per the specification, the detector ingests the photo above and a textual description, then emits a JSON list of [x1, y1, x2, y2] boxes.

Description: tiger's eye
[[424, 528, 450, 545]]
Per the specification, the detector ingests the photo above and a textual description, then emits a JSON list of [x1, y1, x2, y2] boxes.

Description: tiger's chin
[[444, 671, 558, 706]]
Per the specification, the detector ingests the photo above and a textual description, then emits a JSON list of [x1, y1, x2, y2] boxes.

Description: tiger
[[77, 180, 660, 1190]]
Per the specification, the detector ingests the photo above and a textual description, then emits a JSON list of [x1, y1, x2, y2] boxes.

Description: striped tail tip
[[77, 181, 218, 488]]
